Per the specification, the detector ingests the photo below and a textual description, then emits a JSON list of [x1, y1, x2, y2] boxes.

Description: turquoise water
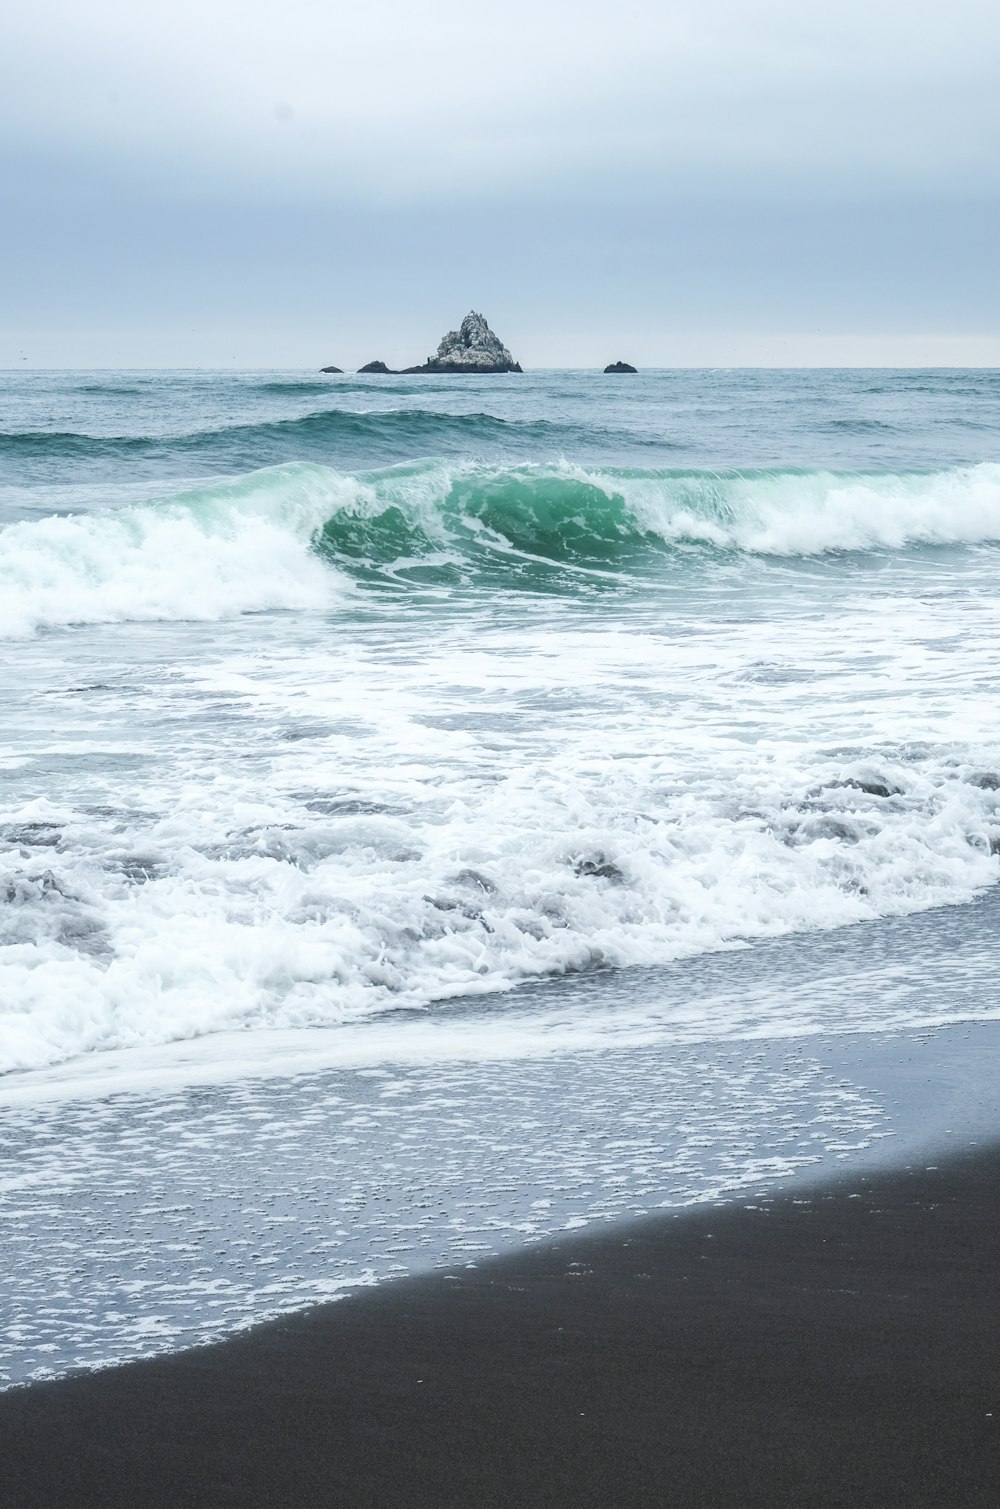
[[2, 366, 1000, 1384]]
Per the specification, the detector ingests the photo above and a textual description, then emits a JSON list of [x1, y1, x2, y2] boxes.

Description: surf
[[2, 458, 1000, 634]]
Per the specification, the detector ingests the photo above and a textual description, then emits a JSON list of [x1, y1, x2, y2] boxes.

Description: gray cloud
[[3, 0, 999, 363], [6, 0, 999, 197]]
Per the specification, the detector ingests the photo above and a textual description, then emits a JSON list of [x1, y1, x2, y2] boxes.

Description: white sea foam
[[0, 464, 345, 637], [0, 1035, 891, 1386], [2, 732, 997, 1076], [620, 462, 1000, 554]]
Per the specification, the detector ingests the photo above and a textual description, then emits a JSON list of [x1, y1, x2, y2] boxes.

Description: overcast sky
[[4, 0, 999, 366]]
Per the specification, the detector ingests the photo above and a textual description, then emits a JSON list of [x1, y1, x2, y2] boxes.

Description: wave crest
[[2, 459, 999, 635], [314, 459, 1000, 578]]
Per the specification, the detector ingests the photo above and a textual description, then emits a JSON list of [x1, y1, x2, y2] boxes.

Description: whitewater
[[2, 366, 999, 1385]]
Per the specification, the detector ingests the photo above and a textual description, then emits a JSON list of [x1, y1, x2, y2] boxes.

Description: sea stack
[[403, 311, 522, 374], [604, 361, 637, 373]]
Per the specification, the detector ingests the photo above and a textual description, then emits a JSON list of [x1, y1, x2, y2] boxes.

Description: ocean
[[2, 367, 999, 1386]]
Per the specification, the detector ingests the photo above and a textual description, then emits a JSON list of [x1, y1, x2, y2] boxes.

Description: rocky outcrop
[[604, 361, 637, 373], [402, 311, 522, 374], [357, 360, 396, 374], [319, 365, 343, 373]]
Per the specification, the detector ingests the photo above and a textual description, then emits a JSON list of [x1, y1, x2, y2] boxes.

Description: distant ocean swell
[[2, 459, 1000, 636], [0, 408, 619, 471]]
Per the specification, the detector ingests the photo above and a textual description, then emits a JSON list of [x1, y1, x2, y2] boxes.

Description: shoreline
[[2, 1143, 998, 1506], [2, 1016, 999, 1393]]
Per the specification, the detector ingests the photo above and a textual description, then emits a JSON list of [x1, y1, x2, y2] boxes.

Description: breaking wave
[[314, 459, 1000, 574], [2, 459, 1000, 636]]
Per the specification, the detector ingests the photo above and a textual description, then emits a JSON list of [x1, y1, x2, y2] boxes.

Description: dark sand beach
[[3, 1143, 998, 1508]]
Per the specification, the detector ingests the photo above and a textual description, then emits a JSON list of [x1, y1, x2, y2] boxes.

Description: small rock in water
[[604, 360, 638, 373], [573, 853, 624, 882], [403, 311, 522, 374], [839, 778, 901, 799], [319, 365, 343, 373], [357, 360, 397, 374]]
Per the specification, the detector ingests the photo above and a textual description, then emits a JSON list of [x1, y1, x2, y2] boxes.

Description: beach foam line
[[2, 1141, 997, 1507]]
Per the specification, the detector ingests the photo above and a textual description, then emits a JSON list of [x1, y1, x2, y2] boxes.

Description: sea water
[[2, 367, 999, 1384]]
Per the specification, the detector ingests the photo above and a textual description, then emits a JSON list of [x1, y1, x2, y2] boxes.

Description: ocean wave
[[74, 384, 147, 397], [0, 407, 595, 469], [820, 417, 898, 432], [318, 458, 1000, 574], [253, 380, 348, 396], [2, 459, 1000, 635]]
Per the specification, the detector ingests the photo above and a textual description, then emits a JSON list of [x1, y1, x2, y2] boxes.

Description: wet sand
[[2, 1144, 998, 1508]]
